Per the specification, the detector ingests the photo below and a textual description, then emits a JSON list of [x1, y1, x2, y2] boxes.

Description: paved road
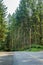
[[0, 52, 43, 65], [13, 52, 43, 65], [0, 52, 13, 65]]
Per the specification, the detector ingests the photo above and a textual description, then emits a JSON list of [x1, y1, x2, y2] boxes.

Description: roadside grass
[[26, 44, 43, 52], [26, 47, 43, 52]]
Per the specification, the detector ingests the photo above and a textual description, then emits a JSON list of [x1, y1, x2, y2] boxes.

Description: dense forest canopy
[[0, 0, 43, 51]]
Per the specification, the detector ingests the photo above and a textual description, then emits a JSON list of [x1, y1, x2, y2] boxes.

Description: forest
[[0, 0, 43, 51]]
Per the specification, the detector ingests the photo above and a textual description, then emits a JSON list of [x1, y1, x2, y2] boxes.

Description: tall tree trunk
[[39, 15, 42, 45], [34, 25, 37, 44], [29, 28, 31, 50]]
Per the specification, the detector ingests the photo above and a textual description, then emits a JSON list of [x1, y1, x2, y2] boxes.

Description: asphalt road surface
[[0, 52, 43, 65], [0, 52, 13, 65]]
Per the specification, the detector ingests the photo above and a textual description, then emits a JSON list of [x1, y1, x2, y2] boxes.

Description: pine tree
[[37, 0, 43, 45], [15, 0, 31, 49], [0, 0, 7, 49]]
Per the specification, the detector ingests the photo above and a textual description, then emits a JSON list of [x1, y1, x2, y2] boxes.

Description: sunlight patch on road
[[30, 55, 43, 62], [22, 60, 32, 62], [0, 52, 13, 57], [38, 59, 43, 62]]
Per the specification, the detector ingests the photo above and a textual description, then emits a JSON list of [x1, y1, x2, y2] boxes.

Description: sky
[[3, 0, 20, 15]]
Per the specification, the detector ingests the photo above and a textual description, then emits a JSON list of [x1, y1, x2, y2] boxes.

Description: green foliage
[[0, 0, 7, 42], [0, 0, 7, 50], [5, 0, 43, 51], [0, 0, 43, 51]]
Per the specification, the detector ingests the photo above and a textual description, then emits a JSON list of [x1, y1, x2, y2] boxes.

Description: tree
[[0, 0, 7, 49], [6, 14, 12, 51], [15, 0, 32, 49], [5, 0, 43, 51], [6, 13, 16, 51], [37, 0, 43, 45]]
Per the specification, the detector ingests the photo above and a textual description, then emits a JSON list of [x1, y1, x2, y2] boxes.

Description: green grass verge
[[26, 45, 43, 52], [26, 48, 43, 52]]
